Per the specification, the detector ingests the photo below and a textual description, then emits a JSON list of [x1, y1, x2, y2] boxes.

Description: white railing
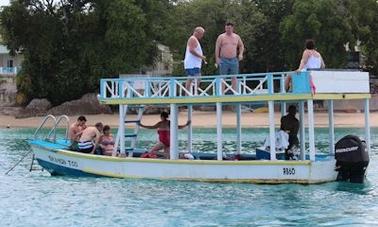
[[100, 72, 295, 100]]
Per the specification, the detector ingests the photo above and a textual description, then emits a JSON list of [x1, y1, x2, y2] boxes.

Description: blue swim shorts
[[185, 67, 201, 77], [219, 57, 239, 75]]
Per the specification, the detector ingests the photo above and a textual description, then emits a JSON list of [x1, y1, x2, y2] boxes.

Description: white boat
[[28, 70, 371, 184]]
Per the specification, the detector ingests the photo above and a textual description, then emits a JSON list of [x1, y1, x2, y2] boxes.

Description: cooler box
[[291, 72, 311, 94], [256, 147, 285, 160]]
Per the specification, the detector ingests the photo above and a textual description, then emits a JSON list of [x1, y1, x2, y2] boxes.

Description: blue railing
[[99, 71, 310, 100], [0, 67, 19, 75]]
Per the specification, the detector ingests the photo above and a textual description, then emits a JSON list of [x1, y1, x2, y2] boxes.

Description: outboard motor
[[335, 135, 369, 183]]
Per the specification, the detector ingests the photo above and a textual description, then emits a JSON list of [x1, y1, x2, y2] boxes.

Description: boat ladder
[[30, 114, 70, 172], [114, 105, 145, 156], [29, 154, 43, 172]]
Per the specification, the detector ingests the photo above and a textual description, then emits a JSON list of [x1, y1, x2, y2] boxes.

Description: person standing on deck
[[184, 27, 206, 93], [215, 22, 245, 92], [68, 116, 87, 151], [280, 105, 299, 160]]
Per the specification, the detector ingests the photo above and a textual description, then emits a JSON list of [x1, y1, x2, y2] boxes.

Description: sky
[[0, 0, 9, 7]]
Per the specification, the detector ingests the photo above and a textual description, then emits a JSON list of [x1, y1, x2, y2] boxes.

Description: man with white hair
[[184, 26, 206, 93]]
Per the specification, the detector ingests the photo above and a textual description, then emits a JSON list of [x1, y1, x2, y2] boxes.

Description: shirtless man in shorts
[[78, 122, 103, 154], [215, 22, 244, 92], [68, 116, 87, 151]]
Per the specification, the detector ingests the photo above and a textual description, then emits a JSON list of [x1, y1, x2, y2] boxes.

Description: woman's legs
[[150, 143, 164, 154], [163, 146, 170, 159]]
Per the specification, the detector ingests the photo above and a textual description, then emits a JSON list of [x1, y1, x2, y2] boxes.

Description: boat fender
[[335, 135, 369, 183]]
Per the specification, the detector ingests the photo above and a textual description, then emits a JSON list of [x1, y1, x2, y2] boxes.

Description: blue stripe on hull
[[36, 159, 100, 177]]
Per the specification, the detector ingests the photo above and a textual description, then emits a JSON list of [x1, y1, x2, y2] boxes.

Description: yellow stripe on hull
[[33, 144, 311, 166], [82, 168, 328, 185], [57, 149, 311, 166]]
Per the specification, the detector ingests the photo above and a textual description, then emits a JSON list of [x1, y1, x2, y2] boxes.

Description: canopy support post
[[364, 98, 371, 154], [328, 100, 335, 155], [216, 102, 223, 161], [236, 103, 242, 155], [268, 100, 276, 160], [299, 101, 305, 160], [170, 104, 178, 160], [187, 104, 193, 153], [308, 100, 315, 161]]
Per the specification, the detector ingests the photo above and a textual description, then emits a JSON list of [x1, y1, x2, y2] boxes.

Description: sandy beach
[[0, 111, 377, 128]]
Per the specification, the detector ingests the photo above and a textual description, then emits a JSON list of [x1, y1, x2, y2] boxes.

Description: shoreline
[[0, 111, 377, 129]]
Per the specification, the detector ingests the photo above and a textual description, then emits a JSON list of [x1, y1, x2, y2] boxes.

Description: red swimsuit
[[158, 128, 170, 147]]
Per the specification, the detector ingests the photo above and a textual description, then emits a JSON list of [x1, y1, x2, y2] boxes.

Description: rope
[[4, 150, 33, 175]]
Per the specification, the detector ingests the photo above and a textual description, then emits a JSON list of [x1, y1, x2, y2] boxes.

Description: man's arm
[[92, 130, 101, 154], [68, 126, 75, 140], [215, 35, 222, 65], [74, 129, 84, 138], [237, 35, 245, 61]]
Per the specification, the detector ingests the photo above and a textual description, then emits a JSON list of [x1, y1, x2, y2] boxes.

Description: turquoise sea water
[[0, 127, 378, 226]]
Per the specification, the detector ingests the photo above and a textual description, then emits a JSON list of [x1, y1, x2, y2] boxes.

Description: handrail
[[33, 115, 57, 139], [47, 115, 70, 142], [99, 72, 295, 100]]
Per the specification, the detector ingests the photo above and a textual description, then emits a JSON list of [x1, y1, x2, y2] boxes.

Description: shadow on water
[[333, 181, 375, 195]]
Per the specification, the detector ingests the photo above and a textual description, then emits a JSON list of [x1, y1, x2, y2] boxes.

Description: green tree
[[280, 0, 353, 69], [346, 0, 378, 76], [252, 0, 294, 72], [0, 0, 158, 105]]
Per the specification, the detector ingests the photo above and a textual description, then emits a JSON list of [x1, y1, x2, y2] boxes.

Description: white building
[[0, 44, 21, 105]]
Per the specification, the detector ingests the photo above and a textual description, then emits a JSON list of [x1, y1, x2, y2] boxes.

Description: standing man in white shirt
[[184, 26, 206, 93]]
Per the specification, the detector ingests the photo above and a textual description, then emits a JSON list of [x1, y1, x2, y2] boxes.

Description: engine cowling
[[335, 135, 369, 183]]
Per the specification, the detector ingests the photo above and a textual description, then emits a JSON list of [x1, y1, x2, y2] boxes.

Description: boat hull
[[30, 140, 338, 184]]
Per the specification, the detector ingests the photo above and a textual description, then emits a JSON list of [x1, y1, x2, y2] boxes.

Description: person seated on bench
[[98, 125, 115, 156], [285, 39, 325, 92], [78, 122, 103, 154], [139, 112, 190, 159], [68, 116, 87, 151]]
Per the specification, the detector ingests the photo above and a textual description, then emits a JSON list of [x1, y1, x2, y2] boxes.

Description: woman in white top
[[297, 39, 325, 71], [285, 39, 325, 91]]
